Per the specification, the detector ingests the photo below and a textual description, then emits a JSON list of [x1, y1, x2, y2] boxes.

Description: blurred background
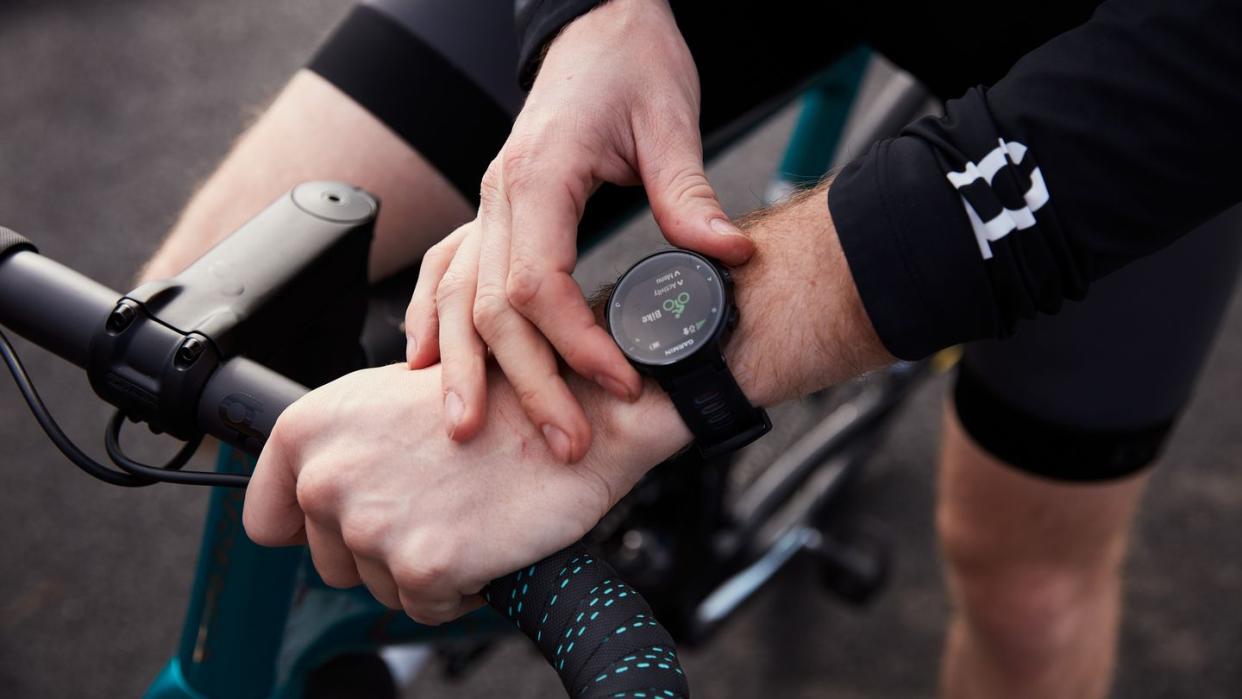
[[1, 1, 1241, 697]]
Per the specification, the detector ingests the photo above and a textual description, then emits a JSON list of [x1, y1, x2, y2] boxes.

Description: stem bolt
[[175, 336, 206, 368], [106, 302, 137, 334]]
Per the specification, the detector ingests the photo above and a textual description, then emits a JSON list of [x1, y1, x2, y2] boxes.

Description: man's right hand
[[404, 0, 755, 463]]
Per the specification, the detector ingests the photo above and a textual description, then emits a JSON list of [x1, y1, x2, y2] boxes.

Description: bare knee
[[939, 509, 1122, 670]]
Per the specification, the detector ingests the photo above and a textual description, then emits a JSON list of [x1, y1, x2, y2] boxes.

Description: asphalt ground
[[1, 2, 1240, 697]]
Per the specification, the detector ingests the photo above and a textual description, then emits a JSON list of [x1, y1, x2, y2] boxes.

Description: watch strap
[[662, 355, 771, 459]]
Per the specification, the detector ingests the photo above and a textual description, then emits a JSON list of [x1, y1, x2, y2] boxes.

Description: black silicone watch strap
[[662, 353, 771, 459]]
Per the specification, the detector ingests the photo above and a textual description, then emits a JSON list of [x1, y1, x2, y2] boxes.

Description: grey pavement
[[1, 2, 1240, 698]]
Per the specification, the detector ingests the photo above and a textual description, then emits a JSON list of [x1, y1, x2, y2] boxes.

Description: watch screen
[[608, 250, 726, 366]]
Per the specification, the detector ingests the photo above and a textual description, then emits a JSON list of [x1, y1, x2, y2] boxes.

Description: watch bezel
[[606, 249, 734, 370]]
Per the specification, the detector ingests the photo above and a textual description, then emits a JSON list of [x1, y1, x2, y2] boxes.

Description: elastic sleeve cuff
[[828, 137, 996, 359], [515, 0, 606, 89]]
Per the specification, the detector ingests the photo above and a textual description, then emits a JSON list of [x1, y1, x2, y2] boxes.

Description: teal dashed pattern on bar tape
[[483, 543, 689, 698]]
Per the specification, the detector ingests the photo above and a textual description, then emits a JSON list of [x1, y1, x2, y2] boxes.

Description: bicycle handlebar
[[0, 247, 302, 454], [0, 225, 689, 698]]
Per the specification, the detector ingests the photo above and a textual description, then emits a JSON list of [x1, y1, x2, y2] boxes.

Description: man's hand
[[404, 0, 754, 464], [244, 180, 892, 626], [242, 363, 687, 625]]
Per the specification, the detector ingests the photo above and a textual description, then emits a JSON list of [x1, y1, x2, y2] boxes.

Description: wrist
[[581, 180, 892, 479], [562, 0, 672, 37], [724, 182, 892, 407], [542, 0, 678, 72], [571, 373, 688, 508]]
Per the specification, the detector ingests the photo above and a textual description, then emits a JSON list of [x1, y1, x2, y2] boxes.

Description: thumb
[[640, 134, 754, 265]]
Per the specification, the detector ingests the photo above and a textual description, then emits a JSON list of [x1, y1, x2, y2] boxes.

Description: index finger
[[242, 417, 308, 547], [405, 224, 470, 369], [474, 169, 593, 462], [503, 162, 642, 401]]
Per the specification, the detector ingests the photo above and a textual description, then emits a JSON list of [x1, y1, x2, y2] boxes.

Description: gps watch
[[606, 249, 771, 458]]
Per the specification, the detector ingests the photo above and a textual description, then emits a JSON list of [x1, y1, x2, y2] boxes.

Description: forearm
[[142, 70, 471, 282], [515, 0, 611, 89], [724, 182, 890, 405]]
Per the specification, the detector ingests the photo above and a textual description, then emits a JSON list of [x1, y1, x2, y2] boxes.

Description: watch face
[[608, 250, 727, 366]]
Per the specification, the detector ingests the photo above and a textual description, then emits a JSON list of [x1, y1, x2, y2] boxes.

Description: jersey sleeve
[[830, 0, 1242, 359], [514, 0, 604, 88]]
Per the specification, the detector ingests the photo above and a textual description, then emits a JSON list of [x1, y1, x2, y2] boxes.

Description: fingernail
[[595, 374, 638, 401], [444, 391, 463, 438], [541, 424, 572, 463], [709, 217, 744, 237], [406, 336, 418, 364]]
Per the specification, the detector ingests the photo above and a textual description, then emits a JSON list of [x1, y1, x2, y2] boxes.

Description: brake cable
[[2, 326, 242, 488], [105, 411, 247, 488]]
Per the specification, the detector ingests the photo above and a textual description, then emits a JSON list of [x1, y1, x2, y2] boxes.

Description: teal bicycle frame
[[146, 447, 509, 699], [144, 50, 873, 699]]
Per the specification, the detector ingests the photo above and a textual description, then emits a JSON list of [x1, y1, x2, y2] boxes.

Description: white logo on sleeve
[[946, 139, 1049, 259]]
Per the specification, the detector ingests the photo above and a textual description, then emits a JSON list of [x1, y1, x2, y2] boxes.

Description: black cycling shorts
[[308, 0, 1242, 481]]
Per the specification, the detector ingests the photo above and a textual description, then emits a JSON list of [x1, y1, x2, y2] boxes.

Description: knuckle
[[242, 512, 283, 548], [505, 261, 545, 310], [391, 538, 457, 593], [639, 94, 696, 134], [513, 384, 545, 416], [664, 166, 714, 206], [374, 593, 403, 611], [662, 108, 697, 137], [263, 419, 294, 464], [483, 154, 504, 182], [405, 606, 449, 627], [499, 147, 541, 195], [240, 507, 266, 542], [402, 595, 462, 627], [339, 514, 387, 558], [557, 339, 591, 371], [471, 286, 510, 334], [318, 568, 357, 590], [479, 164, 504, 205], [435, 271, 471, 310], [419, 242, 452, 277], [294, 467, 340, 518], [269, 403, 307, 449], [391, 559, 444, 595]]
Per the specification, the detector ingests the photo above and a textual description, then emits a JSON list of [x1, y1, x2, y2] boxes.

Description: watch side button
[[728, 307, 740, 329]]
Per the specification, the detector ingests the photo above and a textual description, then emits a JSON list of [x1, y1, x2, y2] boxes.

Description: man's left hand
[[242, 363, 683, 625]]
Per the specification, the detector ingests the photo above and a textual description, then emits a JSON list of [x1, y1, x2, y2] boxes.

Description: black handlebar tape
[[486, 543, 690, 698]]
